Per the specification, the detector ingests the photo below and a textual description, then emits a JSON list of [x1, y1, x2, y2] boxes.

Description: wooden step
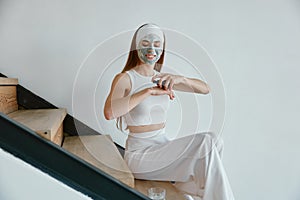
[[0, 77, 18, 85], [0, 77, 18, 114], [8, 108, 67, 146], [135, 180, 186, 200], [62, 135, 135, 188]]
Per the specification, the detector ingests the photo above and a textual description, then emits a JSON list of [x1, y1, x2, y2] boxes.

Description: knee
[[202, 132, 224, 150]]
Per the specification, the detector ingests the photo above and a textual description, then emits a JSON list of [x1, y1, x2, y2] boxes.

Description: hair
[[116, 23, 166, 131]]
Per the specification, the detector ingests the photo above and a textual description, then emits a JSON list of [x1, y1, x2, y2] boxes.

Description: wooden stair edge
[[62, 135, 135, 188], [0, 85, 18, 114], [48, 108, 67, 139], [0, 77, 18, 85], [8, 108, 67, 134], [7, 108, 67, 145]]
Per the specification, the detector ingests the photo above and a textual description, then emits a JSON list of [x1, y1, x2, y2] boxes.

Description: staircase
[[0, 76, 185, 200]]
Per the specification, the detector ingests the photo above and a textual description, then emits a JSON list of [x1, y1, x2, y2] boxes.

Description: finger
[[158, 77, 163, 88], [152, 87, 169, 96], [158, 76, 168, 88], [170, 92, 175, 100], [170, 90, 175, 99], [164, 77, 171, 90], [169, 79, 175, 90], [152, 76, 158, 82]]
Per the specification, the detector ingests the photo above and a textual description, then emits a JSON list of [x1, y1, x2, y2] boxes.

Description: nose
[[148, 48, 154, 53]]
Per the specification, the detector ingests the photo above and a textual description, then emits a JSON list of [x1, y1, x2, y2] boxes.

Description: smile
[[146, 54, 156, 60]]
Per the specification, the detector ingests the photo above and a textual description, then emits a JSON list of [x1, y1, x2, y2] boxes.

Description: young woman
[[104, 23, 234, 200]]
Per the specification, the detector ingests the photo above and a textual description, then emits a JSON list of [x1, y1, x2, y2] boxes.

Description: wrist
[[145, 88, 153, 96]]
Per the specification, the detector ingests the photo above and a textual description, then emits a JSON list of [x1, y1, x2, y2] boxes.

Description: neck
[[134, 63, 155, 76]]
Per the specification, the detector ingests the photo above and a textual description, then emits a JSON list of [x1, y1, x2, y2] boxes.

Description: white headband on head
[[136, 24, 164, 47]]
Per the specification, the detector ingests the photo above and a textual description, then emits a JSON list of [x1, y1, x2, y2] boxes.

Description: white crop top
[[123, 69, 170, 126]]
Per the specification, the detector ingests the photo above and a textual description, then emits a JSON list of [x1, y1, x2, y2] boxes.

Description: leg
[[173, 133, 234, 200], [125, 132, 234, 200]]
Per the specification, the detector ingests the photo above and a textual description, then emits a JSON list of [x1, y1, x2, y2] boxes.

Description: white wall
[[0, 149, 91, 200], [1, 0, 300, 199]]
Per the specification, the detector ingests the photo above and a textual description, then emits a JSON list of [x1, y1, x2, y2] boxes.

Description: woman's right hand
[[149, 86, 175, 100]]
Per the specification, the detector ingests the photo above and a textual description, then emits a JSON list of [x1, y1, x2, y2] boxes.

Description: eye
[[141, 40, 150, 47], [154, 41, 161, 47]]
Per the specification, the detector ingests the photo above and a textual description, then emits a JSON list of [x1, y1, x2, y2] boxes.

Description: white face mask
[[136, 24, 164, 65]]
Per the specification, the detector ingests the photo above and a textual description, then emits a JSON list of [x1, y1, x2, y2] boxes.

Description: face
[[137, 33, 163, 65]]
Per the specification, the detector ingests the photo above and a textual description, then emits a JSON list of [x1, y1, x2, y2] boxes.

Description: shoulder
[[113, 72, 130, 83], [114, 72, 129, 81], [111, 72, 131, 90]]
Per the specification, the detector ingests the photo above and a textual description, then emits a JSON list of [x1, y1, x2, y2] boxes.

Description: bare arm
[[173, 76, 210, 94], [104, 73, 173, 120], [152, 73, 210, 94]]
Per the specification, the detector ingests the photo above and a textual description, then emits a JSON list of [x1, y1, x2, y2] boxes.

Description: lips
[[146, 54, 156, 60]]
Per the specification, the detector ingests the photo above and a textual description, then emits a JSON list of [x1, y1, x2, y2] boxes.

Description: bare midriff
[[127, 122, 165, 133]]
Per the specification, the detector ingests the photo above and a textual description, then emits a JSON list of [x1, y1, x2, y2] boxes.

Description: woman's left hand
[[152, 73, 184, 91]]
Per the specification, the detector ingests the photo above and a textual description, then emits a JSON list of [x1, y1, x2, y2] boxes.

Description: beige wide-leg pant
[[124, 128, 235, 200]]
